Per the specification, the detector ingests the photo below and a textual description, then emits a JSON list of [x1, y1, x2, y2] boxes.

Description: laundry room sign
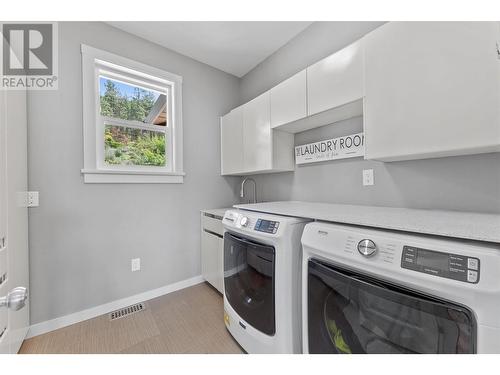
[[295, 132, 364, 165]]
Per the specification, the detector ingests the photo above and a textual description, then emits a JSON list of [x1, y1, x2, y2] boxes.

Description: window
[[81, 45, 184, 183]]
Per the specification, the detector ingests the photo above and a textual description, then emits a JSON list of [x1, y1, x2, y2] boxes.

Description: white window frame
[[81, 44, 184, 183]]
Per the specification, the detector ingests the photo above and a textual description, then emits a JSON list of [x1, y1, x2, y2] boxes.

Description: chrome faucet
[[240, 177, 257, 204]]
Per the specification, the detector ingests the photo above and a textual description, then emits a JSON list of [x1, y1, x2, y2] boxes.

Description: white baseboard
[[27, 275, 205, 339]]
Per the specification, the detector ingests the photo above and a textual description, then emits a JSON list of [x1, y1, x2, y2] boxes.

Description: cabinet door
[[220, 106, 243, 175], [201, 230, 221, 291], [243, 92, 272, 172], [364, 22, 500, 161], [270, 70, 307, 128], [307, 39, 364, 116]]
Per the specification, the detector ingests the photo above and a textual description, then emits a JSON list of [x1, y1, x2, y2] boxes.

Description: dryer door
[[224, 232, 275, 335], [307, 259, 476, 354]]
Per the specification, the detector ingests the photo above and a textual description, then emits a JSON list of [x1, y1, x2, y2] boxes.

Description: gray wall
[[239, 22, 500, 214], [28, 22, 241, 324]]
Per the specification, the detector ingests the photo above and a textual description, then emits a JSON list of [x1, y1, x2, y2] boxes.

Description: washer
[[222, 209, 311, 353], [301, 221, 500, 354]]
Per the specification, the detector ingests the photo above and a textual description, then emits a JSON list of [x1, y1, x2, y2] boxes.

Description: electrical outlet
[[363, 169, 374, 186], [131, 258, 141, 272], [27, 191, 39, 207]]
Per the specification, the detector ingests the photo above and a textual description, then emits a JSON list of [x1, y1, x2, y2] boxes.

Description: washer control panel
[[401, 246, 480, 284], [254, 219, 279, 234]]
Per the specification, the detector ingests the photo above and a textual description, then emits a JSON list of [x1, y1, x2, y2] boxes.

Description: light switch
[[131, 258, 141, 272], [363, 169, 374, 186]]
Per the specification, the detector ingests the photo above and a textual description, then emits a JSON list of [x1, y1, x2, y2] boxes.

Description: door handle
[[0, 287, 28, 311]]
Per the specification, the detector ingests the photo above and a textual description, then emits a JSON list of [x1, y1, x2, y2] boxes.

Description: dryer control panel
[[401, 246, 480, 284]]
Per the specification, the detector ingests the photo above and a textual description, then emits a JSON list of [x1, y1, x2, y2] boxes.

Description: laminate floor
[[20, 283, 244, 354]]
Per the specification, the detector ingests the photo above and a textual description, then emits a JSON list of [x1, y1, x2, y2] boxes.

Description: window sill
[[81, 169, 185, 184]]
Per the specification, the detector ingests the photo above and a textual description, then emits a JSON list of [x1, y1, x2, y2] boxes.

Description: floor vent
[[109, 302, 146, 321]]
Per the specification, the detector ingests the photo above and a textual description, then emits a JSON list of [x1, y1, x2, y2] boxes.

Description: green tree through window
[[100, 77, 166, 167], [100, 78, 157, 122]]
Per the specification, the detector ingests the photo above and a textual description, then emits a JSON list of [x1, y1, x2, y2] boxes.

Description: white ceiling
[[107, 21, 313, 77]]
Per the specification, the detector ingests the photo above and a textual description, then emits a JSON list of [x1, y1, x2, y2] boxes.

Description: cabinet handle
[[203, 229, 223, 239], [496, 42, 500, 60], [203, 213, 223, 221]]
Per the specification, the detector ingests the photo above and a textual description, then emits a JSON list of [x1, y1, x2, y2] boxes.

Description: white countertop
[[233, 201, 500, 244]]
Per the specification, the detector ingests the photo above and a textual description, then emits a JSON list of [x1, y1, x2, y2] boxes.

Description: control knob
[[357, 239, 377, 257], [240, 216, 249, 227]]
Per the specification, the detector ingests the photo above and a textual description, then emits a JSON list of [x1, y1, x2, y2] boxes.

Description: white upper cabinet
[[222, 22, 500, 169], [307, 39, 364, 116], [243, 92, 273, 172], [270, 70, 307, 128], [364, 22, 500, 161], [220, 106, 243, 175], [221, 92, 294, 176]]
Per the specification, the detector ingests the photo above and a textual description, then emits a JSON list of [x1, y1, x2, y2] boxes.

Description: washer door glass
[[224, 232, 275, 335], [307, 259, 476, 354]]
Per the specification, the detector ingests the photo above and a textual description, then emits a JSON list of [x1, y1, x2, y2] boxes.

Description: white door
[[0, 88, 30, 354], [0, 88, 9, 354]]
